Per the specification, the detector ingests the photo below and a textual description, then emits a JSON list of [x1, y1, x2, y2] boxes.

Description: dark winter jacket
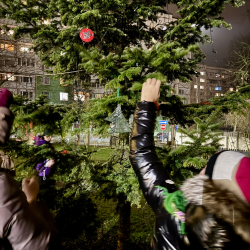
[[129, 101, 250, 250], [0, 172, 59, 250]]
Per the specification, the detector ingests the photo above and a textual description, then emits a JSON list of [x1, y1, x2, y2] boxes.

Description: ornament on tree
[[105, 104, 131, 133], [80, 28, 94, 42]]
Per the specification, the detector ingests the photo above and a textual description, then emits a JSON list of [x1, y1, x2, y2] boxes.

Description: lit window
[[7, 74, 15, 81], [215, 93, 220, 96], [200, 78, 205, 82], [194, 85, 197, 89], [20, 47, 29, 52], [8, 30, 14, 35], [215, 87, 221, 90], [95, 94, 103, 99], [200, 72, 205, 75], [60, 92, 68, 101], [236, 89, 238, 92], [215, 74, 220, 78], [0, 43, 14, 51], [74, 92, 85, 101], [42, 77, 50, 85], [229, 88, 233, 91], [200, 85, 204, 89], [43, 19, 50, 25], [221, 94, 224, 96], [221, 75, 225, 78]]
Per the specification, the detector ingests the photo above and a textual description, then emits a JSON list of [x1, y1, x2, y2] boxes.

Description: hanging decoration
[[80, 28, 94, 42], [105, 104, 131, 133]]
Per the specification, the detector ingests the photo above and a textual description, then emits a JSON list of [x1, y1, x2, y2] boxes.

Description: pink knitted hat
[[206, 151, 250, 204], [0, 88, 13, 108]]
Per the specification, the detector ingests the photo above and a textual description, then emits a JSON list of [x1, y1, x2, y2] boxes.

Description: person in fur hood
[[129, 78, 250, 250]]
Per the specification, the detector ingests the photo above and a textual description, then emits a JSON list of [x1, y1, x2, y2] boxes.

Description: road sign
[[160, 124, 166, 130], [159, 120, 168, 125]]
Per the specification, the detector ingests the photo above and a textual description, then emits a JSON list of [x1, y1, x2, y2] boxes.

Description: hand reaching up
[[141, 78, 161, 102], [22, 177, 39, 204]]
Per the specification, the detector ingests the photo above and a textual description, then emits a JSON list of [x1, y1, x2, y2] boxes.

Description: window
[[229, 88, 233, 91], [21, 91, 28, 98], [42, 77, 50, 85], [194, 85, 197, 89], [7, 74, 15, 81], [215, 93, 220, 96], [200, 78, 205, 82], [5, 59, 15, 66], [221, 94, 224, 96], [179, 89, 184, 95], [22, 58, 27, 66], [0, 74, 6, 80], [42, 92, 50, 99], [74, 92, 85, 101], [20, 47, 29, 53], [200, 85, 204, 89], [17, 58, 22, 66], [200, 72, 205, 75], [221, 75, 225, 78], [0, 43, 14, 51], [236, 89, 239, 92], [23, 77, 29, 82], [27, 58, 35, 67], [215, 74, 220, 78], [60, 92, 68, 101], [8, 30, 14, 35], [29, 92, 33, 99], [215, 87, 221, 90], [95, 94, 103, 99], [0, 59, 4, 66]]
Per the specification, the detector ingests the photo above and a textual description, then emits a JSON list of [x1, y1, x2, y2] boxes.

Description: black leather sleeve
[[129, 101, 177, 213]]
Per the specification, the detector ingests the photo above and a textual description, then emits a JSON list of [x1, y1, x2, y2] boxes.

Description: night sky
[[166, 1, 250, 68]]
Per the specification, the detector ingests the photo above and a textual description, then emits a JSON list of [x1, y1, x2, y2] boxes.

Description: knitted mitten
[[0, 88, 14, 145], [0, 88, 13, 108]]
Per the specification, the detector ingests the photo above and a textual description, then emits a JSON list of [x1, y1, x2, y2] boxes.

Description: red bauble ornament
[[80, 28, 94, 42]]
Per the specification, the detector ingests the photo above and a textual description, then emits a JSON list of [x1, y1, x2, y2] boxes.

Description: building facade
[[0, 19, 73, 104], [36, 76, 73, 104], [0, 19, 45, 99], [189, 64, 236, 104]]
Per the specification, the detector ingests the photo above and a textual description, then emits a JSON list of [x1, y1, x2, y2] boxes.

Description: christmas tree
[[0, 0, 246, 248]]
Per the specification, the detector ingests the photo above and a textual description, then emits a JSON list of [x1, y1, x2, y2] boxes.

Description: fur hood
[[180, 175, 250, 248]]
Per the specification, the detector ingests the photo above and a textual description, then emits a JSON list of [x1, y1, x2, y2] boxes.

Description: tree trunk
[[117, 199, 131, 250]]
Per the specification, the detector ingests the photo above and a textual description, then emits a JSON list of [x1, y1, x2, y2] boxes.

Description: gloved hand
[[22, 177, 40, 203]]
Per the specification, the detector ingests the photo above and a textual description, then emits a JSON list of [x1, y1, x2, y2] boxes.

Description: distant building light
[[194, 85, 197, 89], [215, 87, 221, 90], [200, 78, 205, 82], [221, 75, 225, 78], [229, 88, 233, 91], [215, 74, 220, 78], [215, 93, 220, 96], [200, 85, 204, 89], [60, 92, 68, 101], [200, 72, 205, 75], [20, 47, 29, 52]]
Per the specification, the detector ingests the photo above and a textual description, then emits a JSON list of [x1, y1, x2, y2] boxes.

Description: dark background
[[165, 1, 250, 67]]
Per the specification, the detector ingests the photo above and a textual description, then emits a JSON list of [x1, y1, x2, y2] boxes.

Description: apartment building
[[0, 18, 45, 100], [189, 64, 236, 104]]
